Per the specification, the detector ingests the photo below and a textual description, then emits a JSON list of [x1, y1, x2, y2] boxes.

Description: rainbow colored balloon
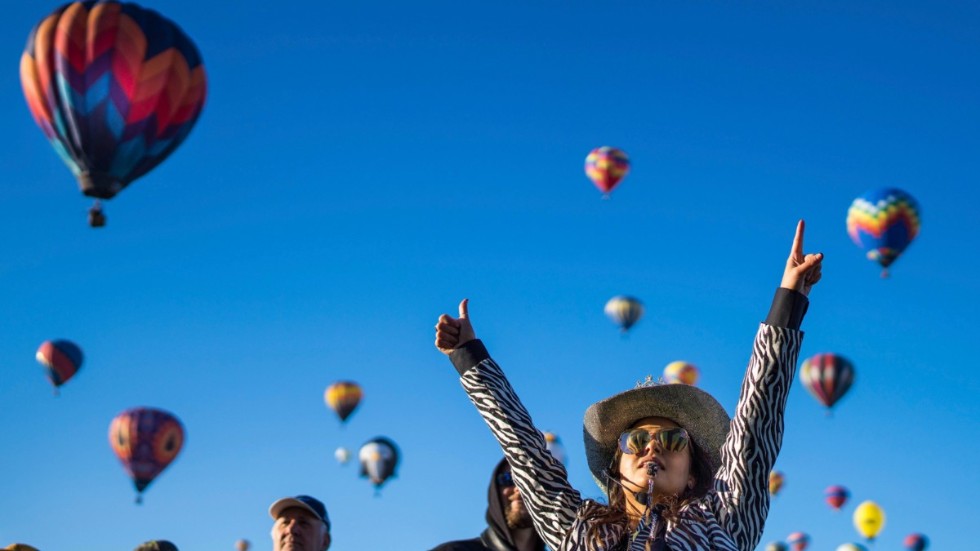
[[663, 361, 699, 385], [35, 339, 83, 391], [20, 1, 206, 226], [825, 484, 850, 511], [787, 531, 810, 551], [846, 188, 921, 277], [604, 296, 643, 333], [768, 470, 785, 496], [325, 381, 363, 423], [904, 533, 928, 551], [799, 353, 855, 412], [108, 407, 184, 502], [585, 146, 630, 196]]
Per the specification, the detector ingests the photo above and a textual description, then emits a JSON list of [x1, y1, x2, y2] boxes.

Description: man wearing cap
[[269, 495, 331, 551], [429, 458, 544, 551]]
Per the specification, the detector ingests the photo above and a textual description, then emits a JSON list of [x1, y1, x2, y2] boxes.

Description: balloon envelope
[[35, 339, 83, 388], [768, 471, 785, 496], [20, 1, 207, 200], [825, 485, 850, 511], [358, 437, 399, 488], [836, 545, 867, 551], [663, 361, 699, 385], [604, 296, 643, 332], [853, 501, 886, 541], [787, 532, 809, 551], [543, 432, 567, 465], [334, 447, 351, 465], [800, 353, 855, 410], [325, 381, 362, 423], [846, 188, 920, 274], [904, 533, 928, 551], [235, 539, 250, 551], [765, 543, 788, 551], [108, 407, 184, 498], [585, 146, 629, 195]]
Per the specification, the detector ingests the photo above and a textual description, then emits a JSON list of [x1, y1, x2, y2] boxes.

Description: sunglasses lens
[[618, 428, 690, 455], [618, 429, 651, 455], [655, 428, 690, 452], [497, 471, 514, 487]]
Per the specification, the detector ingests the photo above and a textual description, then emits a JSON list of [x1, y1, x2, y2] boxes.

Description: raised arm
[[436, 300, 582, 550], [712, 220, 823, 551]]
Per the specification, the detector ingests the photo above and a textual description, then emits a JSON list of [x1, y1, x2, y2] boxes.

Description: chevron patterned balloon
[[20, 1, 206, 204]]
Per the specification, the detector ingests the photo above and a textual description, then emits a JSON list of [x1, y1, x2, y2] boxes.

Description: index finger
[[790, 219, 805, 259]]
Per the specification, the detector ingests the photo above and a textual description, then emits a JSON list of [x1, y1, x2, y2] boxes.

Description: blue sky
[[1, 1, 978, 550]]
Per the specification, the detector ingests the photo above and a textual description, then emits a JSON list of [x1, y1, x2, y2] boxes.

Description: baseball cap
[[269, 495, 330, 532]]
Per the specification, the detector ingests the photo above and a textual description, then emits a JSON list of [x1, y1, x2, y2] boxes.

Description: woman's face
[[617, 416, 694, 501]]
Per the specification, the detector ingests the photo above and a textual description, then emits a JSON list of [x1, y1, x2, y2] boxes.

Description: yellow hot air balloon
[[768, 470, 785, 496], [664, 361, 699, 385], [853, 501, 886, 541], [325, 381, 363, 423]]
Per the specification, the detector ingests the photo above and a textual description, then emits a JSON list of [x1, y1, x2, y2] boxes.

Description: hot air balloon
[[359, 437, 399, 491], [799, 353, 855, 412], [835, 545, 867, 551], [769, 471, 785, 496], [334, 446, 351, 465], [585, 146, 629, 197], [543, 432, 567, 465], [108, 407, 184, 503], [765, 543, 788, 551], [825, 485, 850, 511], [20, 1, 207, 227], [846, 188, 920, 277], [853, 501, 885, 542], [234, 539, 250, 551], [787, 532, 809, 551], [4, 545, 41, 551], [904, 533, 928, 551], [325, 381, 362, 424], [35, 339, 83, 392], [604, 296, 643, 333], [663, 361, 699, 385]]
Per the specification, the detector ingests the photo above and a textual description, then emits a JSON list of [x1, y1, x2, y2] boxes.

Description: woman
[[434, 222, 823, 551]]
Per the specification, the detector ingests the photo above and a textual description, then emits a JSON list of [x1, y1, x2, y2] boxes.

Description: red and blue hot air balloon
[[787, 532, 810, 551], [846, 188, 920, 277], [800, 353, 855, 414], [109, 407, 185, 503], [825, 485, 850, 511], [20, 1, 207, 227], [904, 533, 928, 551], [585, 146, 630, 197], [35, 339, 83, 392]]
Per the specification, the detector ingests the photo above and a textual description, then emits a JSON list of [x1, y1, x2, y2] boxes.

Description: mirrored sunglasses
[[496, 471, 514, 487], [618, 427, 690, 455]]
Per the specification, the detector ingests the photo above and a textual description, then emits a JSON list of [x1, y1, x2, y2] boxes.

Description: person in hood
[[435, 222, 822, 551], [430, 458, 545, 551]]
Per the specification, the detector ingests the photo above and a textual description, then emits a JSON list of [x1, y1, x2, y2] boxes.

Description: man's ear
[[322, 533, 331, 551]]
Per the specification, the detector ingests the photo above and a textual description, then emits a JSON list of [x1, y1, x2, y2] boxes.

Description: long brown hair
[[582, 438, 714, 551]]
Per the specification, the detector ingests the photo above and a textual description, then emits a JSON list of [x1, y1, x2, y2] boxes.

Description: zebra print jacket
[[448, 290, 806, 551]]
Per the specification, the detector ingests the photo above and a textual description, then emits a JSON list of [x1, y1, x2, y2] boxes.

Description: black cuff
[[449, 339, 491, 376], [765, 288, 809, 330]]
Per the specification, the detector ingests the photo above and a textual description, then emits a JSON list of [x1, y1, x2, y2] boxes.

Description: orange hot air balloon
[[769, 471, 785, 496], [325, 381, 362, 423], [108, 407, 184, 503]]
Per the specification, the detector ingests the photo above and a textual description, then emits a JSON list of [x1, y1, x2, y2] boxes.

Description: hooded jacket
[[430, 458, 545, 551]]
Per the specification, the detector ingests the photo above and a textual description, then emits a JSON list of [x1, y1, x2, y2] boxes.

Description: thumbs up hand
[[435, 299, 477, 355]]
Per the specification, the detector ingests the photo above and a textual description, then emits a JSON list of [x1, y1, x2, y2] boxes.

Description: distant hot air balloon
[[604, 296, 643, 333], [20, 1, 207, 227], [4, 545, 41, 551], [359, 437, 399, 491], [543, 432, 567, 466], [35, 339, 83, 392], [904, 533, 928, 551], [846, 188, 920, 277], [585, 146, 629, 197], [853, 501, 885, 542], [765, 543, 788, 551], [787, 532, 810, 551], [108, 407, 184, 503], [769, 471, 785, 496], [334, 446, 351, 465], [663, 361, 699, 385], [799, 353, 855, 412], [835, 545, 867, 551], [234, 539, 250, 551], [325, 381, 362, 424], [825, 485, 850, 511]]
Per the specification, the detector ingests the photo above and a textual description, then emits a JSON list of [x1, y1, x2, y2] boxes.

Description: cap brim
[[269, 498, 321, 521]]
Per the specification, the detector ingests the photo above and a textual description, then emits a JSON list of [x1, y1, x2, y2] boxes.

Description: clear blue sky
[[2, 1, 978, 550]]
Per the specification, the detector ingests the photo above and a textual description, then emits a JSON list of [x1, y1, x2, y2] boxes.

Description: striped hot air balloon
[[35, 339, 83, 391], [108, 407, 184, 503], [604, 296, 643, 333], [846, 188, 921, 277], [799, 353, 855, 412], [825, 485, 850, 511], [787, 532, 810, 551], [20, 1, 207, 226], [325, 381, 363, 423], [585, 146, 629, 197]]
